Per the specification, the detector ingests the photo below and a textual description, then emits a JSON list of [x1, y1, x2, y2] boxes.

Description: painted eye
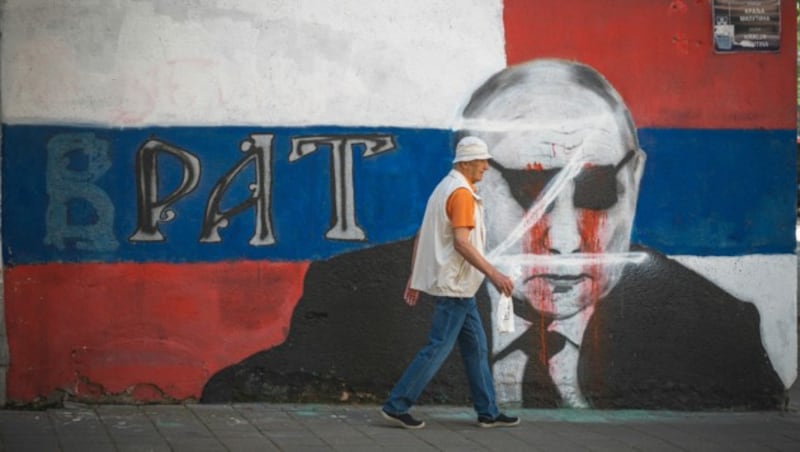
[[572, 149, 637, 211], [489, 160, 558, 210], [572, 166, 618, 210]]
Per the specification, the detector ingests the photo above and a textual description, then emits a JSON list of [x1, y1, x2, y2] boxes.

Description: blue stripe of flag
[[1, 125, 795, 264]]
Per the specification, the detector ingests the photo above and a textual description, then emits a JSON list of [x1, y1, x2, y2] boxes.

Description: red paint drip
[[523, 216, 554, 365], [578, 209, 604, 254], [578, 209, 608, 367]]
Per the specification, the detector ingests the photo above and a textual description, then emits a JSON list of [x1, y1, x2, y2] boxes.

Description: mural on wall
[[1, 0, 796, 408], [462, 59, 784, 409], [200, 59, 786, 410]]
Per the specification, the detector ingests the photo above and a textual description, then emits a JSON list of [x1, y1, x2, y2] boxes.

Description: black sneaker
[[381, 409, 426, 429], [477, 413, 520, 428]]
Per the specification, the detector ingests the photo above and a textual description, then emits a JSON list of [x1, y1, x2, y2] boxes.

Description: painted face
[[474, 78, 644, 319]]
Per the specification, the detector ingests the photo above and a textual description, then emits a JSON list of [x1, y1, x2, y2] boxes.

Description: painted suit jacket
[[201, 239, 786, 410], [200, 238, 466, 404], [493, 244, 786, 409]]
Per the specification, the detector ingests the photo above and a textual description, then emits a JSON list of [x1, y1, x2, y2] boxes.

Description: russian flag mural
[[1, 0, 795, 409]]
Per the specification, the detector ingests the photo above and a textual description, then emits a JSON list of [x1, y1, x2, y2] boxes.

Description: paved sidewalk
[[1, 393, 800, 452]]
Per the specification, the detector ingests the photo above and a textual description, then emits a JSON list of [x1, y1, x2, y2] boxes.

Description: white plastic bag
[[497, 294, 515, 333]]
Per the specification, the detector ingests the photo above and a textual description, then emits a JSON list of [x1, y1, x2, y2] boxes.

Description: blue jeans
[[382, 296, 500, 419]]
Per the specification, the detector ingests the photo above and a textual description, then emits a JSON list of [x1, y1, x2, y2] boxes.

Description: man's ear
[[624, 149, 647, 216], [631, 149, 647, 187]]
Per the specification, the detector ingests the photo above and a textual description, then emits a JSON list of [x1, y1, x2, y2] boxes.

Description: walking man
[[381, 136, 521, 429]]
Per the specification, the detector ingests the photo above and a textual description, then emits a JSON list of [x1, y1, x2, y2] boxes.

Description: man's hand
[[453, 227, 514, 297], [404, 278, 420, 306], [488, 270, 514, 297]]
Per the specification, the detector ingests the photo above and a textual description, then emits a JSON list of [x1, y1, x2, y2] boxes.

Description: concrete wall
[[0, 0, 795, 410]]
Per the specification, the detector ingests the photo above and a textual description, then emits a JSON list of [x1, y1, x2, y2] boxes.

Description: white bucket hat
[[453, 136, 492, 163]]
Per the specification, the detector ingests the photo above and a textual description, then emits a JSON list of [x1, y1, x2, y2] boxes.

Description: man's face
[[476, 81, 643, 319], [459, 159, 490, 184]]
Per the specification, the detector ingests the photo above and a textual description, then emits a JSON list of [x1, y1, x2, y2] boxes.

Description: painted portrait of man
[[460, 59, 784, 409]]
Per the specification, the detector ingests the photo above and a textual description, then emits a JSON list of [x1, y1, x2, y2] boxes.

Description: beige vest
[[410, 170, 486, 297]]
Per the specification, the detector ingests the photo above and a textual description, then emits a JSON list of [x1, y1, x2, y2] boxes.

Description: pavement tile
[[456, 428, 537, 450], [116, 445, 173, 452], [166, 437, 228, 452], [316, 433, 374, 447], [265, 430, 329, 448], [581, 424, 682, 451], [370, 446, 439, 452], [59, 442, 117, 452], [764, 441, 800, 452], [142, 405, 216, 441], [47, 408, 114, 445], [97, 405, 166, 445], [189, 404, 265, 439], [777, 426, 800, 441], [218, 436, 282, 452], [234, 404, 307, 433], [412, 428, 480, 448], [721, 444, 782, 452], [2, 439, 62, 452], [269, 446, 334, 452], [356, 428, 435, 448]]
